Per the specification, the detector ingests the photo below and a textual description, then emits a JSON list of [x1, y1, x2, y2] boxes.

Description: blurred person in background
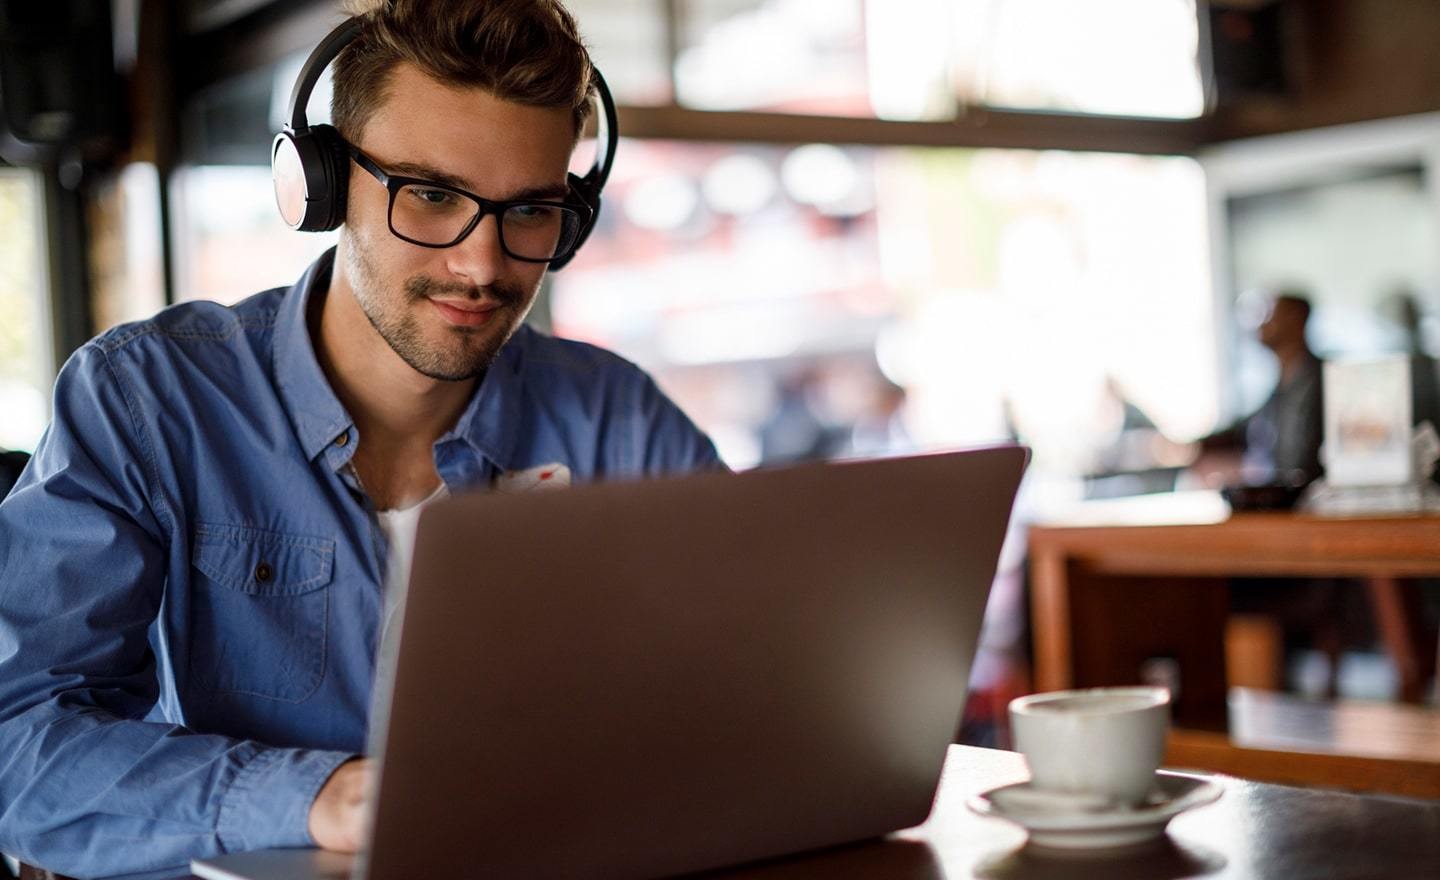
[[756, 358, 914, 464], [758, 366, 846, 464], [1192, 291, 1323, 487], [844, 370, 913, 459], [1194, 292, 1346, 696]]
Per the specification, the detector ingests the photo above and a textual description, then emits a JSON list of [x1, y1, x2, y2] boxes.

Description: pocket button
[[255, 562, 274, 584]]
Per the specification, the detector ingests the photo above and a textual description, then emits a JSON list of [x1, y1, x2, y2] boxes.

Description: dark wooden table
[[708, 745, 1439, 879], [125, 745, 1440, 880]]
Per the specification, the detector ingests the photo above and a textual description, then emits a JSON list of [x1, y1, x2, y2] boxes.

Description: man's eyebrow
[[386, 161, 569, 201]]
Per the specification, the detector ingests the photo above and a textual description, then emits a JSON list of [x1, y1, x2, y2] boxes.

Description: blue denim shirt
[[0, 249, 721, 878]]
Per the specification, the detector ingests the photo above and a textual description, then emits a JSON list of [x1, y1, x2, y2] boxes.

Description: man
[[0, 1, 721, 876], [1193, 292, 1338, 696], [1195, 291, 1324, 486]]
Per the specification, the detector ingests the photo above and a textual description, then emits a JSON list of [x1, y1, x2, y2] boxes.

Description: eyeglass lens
[[391, 183, 582, 260]]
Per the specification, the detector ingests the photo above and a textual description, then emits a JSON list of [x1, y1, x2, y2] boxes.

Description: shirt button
[[255, 562, 274, 584], [335, 431, 350, 447]]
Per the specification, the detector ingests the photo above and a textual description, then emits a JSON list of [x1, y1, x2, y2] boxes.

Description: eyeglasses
[[348, 144, 591, 263]]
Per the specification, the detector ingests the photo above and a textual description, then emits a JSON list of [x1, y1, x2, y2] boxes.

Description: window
[[585, 0, 1205, 121], [0, 169, 53, 452], [171, 164, 337, 305], [89, 163, 167, 330], [568, 0, 675, 105], [674, 0, 880, 117], [954, 0, 1205, 119], [552, 141, 1213, 475], [170, 53, 338, 305]]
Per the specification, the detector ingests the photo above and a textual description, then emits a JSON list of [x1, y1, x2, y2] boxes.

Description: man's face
[[340, 63, 577, 381]]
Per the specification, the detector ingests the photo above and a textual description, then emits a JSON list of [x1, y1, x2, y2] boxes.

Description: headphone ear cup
[[550, 171, 602, 271], [272, 130, 314, 230], [272, 124, 351, 232], [307, 124, 351, 232]]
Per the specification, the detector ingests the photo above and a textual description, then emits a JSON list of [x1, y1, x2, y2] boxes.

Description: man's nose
[[444, 213, 507, 287]]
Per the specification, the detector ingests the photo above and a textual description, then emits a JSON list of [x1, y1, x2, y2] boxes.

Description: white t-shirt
[[377, 483, 449, 594]]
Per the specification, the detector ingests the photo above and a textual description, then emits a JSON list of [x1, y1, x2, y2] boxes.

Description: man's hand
[[308, 757, 374, 852]]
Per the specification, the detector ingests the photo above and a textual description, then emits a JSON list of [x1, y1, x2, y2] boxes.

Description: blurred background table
[[1026, 492, 1440, 796]]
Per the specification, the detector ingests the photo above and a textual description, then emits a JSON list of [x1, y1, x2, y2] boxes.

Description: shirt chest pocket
[[189, 522, 335, 703]]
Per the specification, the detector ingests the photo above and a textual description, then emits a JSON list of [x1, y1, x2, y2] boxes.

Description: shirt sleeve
[[0, 343, 354, 878], [628, 372, 728, 476]]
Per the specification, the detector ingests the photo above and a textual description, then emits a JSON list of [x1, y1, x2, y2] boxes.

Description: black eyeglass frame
[[347, 144, 593, 264]]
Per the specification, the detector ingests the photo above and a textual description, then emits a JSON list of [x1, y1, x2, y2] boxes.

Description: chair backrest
[[0, 450, 30, 500]]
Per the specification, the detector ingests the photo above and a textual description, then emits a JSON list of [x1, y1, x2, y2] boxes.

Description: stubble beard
[[345, 232, 534, 382]]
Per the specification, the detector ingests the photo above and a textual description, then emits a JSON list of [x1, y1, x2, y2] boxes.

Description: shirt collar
[[272, 247, 526, 477], [274, 248, 353, 464]]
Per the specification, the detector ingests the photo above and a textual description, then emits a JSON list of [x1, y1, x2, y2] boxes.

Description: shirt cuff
[[216, 744, 359, 853]]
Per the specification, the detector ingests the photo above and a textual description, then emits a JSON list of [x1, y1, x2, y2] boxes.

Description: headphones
[[271, 16, 617, 270]]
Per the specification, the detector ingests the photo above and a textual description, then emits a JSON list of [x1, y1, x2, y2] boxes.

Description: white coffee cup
[[1009, 686, 1171, 806]]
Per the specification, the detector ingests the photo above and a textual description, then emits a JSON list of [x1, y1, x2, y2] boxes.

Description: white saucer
[[967, 771, 1223, 850]]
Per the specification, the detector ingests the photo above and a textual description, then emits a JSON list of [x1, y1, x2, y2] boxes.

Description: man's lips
[[429, 298, 501, 327]]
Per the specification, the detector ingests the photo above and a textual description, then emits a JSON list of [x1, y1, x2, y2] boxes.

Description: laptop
[[193, 446, 1026, 879]]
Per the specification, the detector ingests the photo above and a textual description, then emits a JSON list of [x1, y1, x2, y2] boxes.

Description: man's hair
[[333, 0, 595, 142]]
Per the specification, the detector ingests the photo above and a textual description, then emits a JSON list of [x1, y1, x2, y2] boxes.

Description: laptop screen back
[[360, 447, 1026, 878]]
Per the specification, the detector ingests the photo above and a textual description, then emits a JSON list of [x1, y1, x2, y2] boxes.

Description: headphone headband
[[273, 14, 617, 269], [586, 69, 617, 192], [285, 17, 364, 133]]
